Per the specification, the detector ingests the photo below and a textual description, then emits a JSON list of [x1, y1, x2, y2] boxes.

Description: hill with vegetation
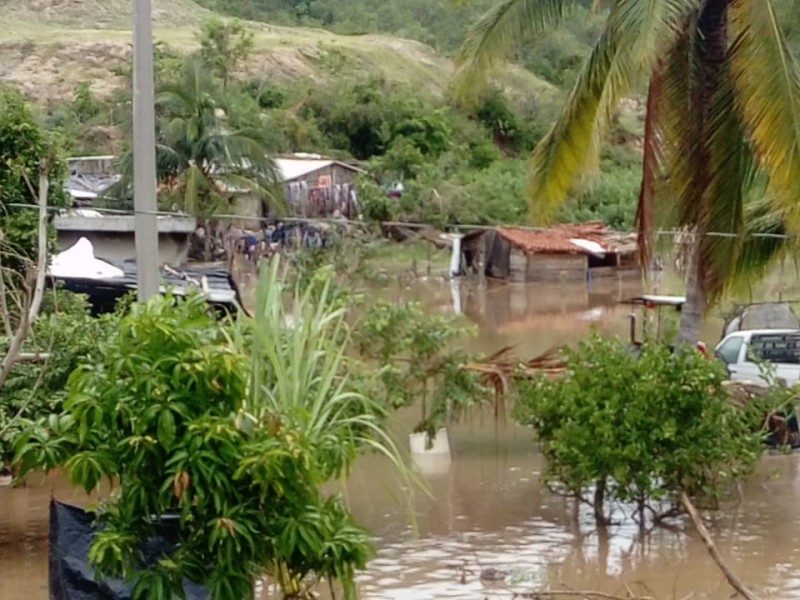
[[0, 0, 553, 101], [0, 0, 651, 228]]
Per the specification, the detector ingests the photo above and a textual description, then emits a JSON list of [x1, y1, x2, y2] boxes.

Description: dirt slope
[[0, 0, 554, 103]]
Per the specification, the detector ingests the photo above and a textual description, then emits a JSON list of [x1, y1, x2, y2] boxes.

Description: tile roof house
[[464, 223, 640, 282]]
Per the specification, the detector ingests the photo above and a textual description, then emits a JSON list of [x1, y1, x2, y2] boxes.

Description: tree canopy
[[0, 90, 67, 265]]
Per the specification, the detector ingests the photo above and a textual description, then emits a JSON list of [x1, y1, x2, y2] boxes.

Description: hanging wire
[[6, 202, 800, 241]]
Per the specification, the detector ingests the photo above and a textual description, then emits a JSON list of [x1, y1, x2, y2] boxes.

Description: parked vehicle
[[714, 329, 800, 387]]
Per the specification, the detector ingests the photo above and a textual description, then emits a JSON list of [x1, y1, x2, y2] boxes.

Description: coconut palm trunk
[[678, 239, 707, 346], [455, 0, 800, 342]]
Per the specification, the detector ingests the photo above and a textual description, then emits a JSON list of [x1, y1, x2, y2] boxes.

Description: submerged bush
[[513, 335, 764, 524], [16, 261, 409, 599]]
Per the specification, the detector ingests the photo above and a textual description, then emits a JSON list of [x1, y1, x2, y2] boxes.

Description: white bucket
[[411, 453, 452, 476], [409, 427, 451, 456]]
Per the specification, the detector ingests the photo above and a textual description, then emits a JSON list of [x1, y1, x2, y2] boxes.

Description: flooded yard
[[3, 272, 800, 599]]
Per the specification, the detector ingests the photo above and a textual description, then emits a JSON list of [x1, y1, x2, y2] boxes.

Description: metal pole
[[132, 0, 159, 301]]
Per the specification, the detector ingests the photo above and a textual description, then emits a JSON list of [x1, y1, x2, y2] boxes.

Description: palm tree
[[456, 0, 800, 345], [115, 58, 283, 225]]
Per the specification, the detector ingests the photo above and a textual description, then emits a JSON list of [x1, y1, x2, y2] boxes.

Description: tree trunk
[[28, 166, 49, 324], [676, 236, 706, 347], [593, 477, 607, 525], [0, 167, 50, 391], [675, 0, 727, 347], [0, 235, 11, 338]]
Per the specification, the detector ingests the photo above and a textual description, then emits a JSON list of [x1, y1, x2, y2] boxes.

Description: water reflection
[[4, 275, 800, 599]]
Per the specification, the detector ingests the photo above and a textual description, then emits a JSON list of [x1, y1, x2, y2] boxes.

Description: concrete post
[[132, 0, 160, 301]]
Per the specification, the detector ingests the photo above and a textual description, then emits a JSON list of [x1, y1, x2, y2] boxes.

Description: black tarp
[[50, 259, 247, 317], [49, 500, 208, 600]]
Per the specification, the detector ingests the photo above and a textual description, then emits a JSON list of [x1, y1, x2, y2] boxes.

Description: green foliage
[[558, 163, 641, 229], [474, 88, 540, 153], [301, 77, 454, 161], [353, 301, 487, 437], [286, 229, 379, 289], [197, 17, 255, 88], [193, 0, 502, 53], [113, 58, 282, 219], [16, 264, 409, 599], [0, 291, 124, 470], [0, 89, 68, 266], [513, 335, 764, 522]]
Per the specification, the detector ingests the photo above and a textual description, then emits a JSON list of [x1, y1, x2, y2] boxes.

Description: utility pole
[[132, 0, 159, 301]]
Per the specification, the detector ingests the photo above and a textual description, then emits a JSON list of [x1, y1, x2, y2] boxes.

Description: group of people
[[231, 221, 330, 264]]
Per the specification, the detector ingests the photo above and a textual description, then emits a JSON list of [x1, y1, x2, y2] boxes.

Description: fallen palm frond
[[468, 346, 787, 419], [467, 345, 568, 385], [466, 346, 568, 419]]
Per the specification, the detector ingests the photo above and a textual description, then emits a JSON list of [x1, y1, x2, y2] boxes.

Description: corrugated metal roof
[[275, 158, 363, 182]]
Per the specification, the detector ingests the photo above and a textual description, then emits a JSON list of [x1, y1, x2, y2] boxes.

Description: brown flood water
[[3, 273, 800, 599]]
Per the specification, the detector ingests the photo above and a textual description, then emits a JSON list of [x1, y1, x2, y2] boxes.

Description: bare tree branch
[[680, 492, 760, 600], [0, 272, 35, 390], [0, 164, 51, 391], [20, 162, 50, 324], [0, 249, 12, 338]]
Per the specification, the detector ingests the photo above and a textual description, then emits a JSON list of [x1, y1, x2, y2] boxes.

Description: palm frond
[[696, 73, 749, 299], [635, 68, 664, 269], [728, 0, 800, 228], [527, 0, 695, 223], [730, 193, 795, 293], [454, 0, 576, 103], [657, 15, 701, 229]]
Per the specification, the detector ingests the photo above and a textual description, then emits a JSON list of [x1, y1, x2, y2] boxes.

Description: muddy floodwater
[[4, 273, 800, 599]]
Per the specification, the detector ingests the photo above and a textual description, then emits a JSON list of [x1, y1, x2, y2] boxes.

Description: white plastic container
[[409, 427, 451, 456]]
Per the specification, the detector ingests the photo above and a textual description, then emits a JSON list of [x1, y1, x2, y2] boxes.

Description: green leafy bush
[[513, 335, 763, 524], [16, 263, 407, 599], [0, 291, 122, 470], [353, 301, 487, 437], [0, 90, 68, 267]]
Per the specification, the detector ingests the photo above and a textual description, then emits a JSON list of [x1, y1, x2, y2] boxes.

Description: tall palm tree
[[116, 58, 283, 221], [456, 0, 800, 345]]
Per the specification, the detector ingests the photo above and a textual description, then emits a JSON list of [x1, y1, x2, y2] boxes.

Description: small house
[[467, 223, 639, 282], [274, 154, 364, 219]]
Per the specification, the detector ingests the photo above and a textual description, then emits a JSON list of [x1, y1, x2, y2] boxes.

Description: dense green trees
[[0, 90, 67, 265], [0, 292, 123, 471], [114, 59, 282, 219]]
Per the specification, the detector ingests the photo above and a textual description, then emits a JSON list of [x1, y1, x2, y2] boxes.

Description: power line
[[6, 202, 800, 241]]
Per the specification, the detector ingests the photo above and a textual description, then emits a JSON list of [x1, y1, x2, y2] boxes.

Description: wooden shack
[[470, 223, 639, 282]]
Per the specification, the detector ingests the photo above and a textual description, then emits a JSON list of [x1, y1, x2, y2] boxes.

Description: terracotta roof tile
[[495, 223, 636, 254]]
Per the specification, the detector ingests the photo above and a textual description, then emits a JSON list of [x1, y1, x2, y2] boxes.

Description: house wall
[[68, 156, 115, 176], [283, 165, 360, 217], [507, 249, 530, 282], [526, 253, 588, 282], [54, 214, 196, 265], [229, 195, 263, 228], [57, 231, 191, 265]]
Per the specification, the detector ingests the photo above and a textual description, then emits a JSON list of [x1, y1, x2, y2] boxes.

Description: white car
[[714, 329, 800, 387]]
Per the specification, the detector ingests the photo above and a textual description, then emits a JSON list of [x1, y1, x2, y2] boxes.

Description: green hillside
[[0, 0, 648, 230], [0, 0, 554, 101]]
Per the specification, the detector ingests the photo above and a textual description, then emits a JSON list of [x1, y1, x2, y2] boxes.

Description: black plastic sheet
[[49, 500, 208, 600]]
